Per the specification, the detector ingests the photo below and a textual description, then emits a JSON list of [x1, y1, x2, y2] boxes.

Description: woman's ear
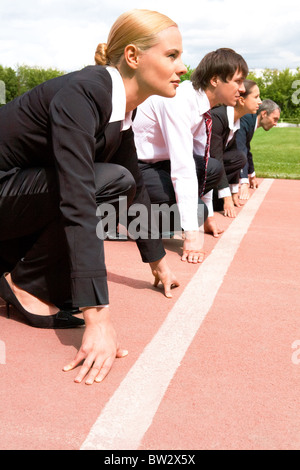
[[124, 44, 140, 70]]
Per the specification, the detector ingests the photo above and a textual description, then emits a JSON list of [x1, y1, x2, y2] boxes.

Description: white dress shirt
[[106, 66, 133, 131], [133, 81, 213, 231], [225, 106, 240, 146]]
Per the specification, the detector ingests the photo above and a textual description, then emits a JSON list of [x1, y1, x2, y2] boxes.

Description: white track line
[[81, 178, 274, 450]]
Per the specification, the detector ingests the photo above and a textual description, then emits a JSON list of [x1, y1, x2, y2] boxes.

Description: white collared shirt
[[106, 66, 133, 131], [133, 81, 212, 230], [226, 106, 240, 146]]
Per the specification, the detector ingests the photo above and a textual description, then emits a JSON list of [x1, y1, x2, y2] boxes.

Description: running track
[[0, 178, 300, 450]]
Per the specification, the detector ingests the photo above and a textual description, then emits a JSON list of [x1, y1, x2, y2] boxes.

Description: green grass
[[250, 127, 300, 179]]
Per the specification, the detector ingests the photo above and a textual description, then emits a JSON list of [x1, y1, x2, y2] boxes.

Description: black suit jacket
[[235, 113, 257, 178], [0, 66, 165, 306], [210, 105, 238, 190]]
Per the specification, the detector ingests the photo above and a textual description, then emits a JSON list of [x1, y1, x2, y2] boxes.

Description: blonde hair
[[95, 9, 177, 67]]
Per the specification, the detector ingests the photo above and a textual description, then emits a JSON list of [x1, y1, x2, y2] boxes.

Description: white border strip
[[81, 179, 274, 450]]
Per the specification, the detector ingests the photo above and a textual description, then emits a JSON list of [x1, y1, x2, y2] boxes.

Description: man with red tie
[[133, 48, 248, 264]]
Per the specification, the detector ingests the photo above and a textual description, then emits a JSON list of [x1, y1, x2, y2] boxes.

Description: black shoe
[[0, 274, 85, 329]]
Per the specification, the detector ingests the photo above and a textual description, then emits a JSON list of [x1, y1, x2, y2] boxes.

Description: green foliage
[[16, 65, 65, 96], [1, 64, 300, 122], [0, 65, 19, 103], [247, 68, 300, 120], [0, 64, 65, 105], [180, 65, 194, 82]]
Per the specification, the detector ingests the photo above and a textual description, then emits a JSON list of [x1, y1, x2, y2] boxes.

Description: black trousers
[[212, 147, 247, 211], [138, 156, 223, 232], [0, 163, 136, 306], [221, 148, 247, 186]]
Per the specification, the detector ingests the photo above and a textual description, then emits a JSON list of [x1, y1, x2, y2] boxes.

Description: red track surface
[[1, 178, 300, 450]]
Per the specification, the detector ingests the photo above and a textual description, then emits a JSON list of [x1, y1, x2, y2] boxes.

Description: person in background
[[0, 9, 184, 385], [237, 99, 281, 200], [133, 48, 248, 264], [211, 79, 262, 217]]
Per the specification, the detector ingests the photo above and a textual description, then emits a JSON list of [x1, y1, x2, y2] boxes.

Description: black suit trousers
[[221, 147, 247, 185], [138, 156, 223, 232], [0, 163, 136, 305]]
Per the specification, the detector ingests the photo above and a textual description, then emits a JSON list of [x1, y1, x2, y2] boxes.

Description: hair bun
[[95, 43, 108, 65]]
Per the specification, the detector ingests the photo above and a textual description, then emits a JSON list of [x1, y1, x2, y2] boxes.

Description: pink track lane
[[0, 178, 299, 450], [140, 179, 300, 450]]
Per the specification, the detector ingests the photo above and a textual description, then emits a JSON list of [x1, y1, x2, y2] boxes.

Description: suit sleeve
[[235, 117, 254, 178], [49, 76, 112, 307], [210, 110, 229, 190]]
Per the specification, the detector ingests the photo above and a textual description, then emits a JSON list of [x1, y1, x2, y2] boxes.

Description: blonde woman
[[0, 9, 186, 384]]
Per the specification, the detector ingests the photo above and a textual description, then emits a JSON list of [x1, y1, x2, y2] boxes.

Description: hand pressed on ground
[[204, 216, 224, 238], [150, 256, 180, 298], [63, 307, 128, 385]]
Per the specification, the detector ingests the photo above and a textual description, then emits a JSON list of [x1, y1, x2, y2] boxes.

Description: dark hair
[[191, 48, 248, 91], [258, 99, 281, 115], [239, 79, 258, 98]]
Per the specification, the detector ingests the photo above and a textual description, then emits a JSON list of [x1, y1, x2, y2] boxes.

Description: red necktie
[[200, 110, 212, 196]]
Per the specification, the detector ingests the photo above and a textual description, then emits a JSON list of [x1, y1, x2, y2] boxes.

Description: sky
[[0, 0, 299, 73]]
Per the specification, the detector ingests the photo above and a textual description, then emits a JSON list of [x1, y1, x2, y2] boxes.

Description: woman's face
[[136, 26, 187, 98], [243, 85, 262, 113]]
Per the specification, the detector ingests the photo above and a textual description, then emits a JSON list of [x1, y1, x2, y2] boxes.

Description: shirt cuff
[[250, 171, 256, 177], [178, 202, 200, 231], [240, 178, 249, 184], [230, 183, 239, 194], [218, 187, 231, 199], [201, 189, 214, 218]]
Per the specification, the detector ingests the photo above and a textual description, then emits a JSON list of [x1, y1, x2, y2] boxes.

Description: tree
[[248, 68, 300, 120], [180, 65, 194, 82], [1, 64, 300, 120], [16, 65, 65, 96], [0, 65, 18, 103], [0, 64, 65, 106]]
